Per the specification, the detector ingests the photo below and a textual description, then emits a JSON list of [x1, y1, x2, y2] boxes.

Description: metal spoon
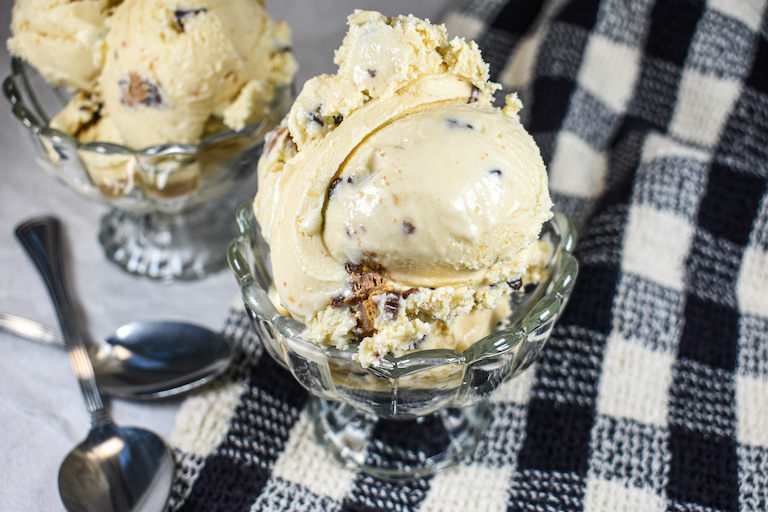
[[0, 312, 232, 400], [16, 216, 174, 512]]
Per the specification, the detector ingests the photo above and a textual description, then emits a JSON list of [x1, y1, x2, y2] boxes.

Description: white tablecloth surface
[[0, 2, 452, 509]]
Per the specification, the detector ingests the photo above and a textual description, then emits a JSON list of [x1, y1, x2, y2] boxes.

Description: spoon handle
[[15, 216, 107, 422]]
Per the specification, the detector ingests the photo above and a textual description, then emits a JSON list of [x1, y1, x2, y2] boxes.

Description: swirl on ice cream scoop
[[324, 103, 550, 288], [254, 11, 552, 366]]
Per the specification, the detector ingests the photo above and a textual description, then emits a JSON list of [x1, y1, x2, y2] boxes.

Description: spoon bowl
[[95, 320, 231, 399], [58, 422, 174, 512], [0, 314, 232, 400]]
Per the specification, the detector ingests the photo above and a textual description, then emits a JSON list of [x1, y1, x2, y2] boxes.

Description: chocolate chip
[[333, 115, 343, 125], [402, 220, 416, 234], [445, 117, 474, 130], [383, 292, 400, 319], [489, 169, 503, 177], [119, 72, 163, 108], [308, 111, 324, 127], [72, 101, 103, 138], [174, 7, 207, 32], [508, 278, 522, 291], [330, 295, 345, 308], [354, 300, 379, 337], [468, 86, 480, 103], [328, 177, 342, 199], [367, 68, 377, 78], [265, 126, 287, 154]]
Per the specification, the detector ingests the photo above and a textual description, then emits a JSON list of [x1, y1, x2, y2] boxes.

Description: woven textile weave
[[168, 0, 768, 510]]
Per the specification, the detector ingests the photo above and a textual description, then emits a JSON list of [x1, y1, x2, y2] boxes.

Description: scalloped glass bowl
[[3, 57, 293, 280], [228, 201, 578, 480]]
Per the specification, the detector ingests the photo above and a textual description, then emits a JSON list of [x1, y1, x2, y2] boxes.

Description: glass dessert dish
[[3, 58, 293, 281], [228, 201, 578, 481]]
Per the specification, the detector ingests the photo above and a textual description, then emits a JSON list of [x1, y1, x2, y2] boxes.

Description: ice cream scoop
[[98, 0, 296, 149], [254, 11, 552, 366], [7, 0, 112, 91]]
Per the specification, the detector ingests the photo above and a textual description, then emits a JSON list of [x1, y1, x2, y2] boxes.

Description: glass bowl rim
[[3, 56, 293, 158], [228, 200, 578, 379]]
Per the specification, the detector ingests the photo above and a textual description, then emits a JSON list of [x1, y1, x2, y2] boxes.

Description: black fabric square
[[634, 152, 708, 222], [339, 502, 387, 512], [492, 0, 546, 33], [217, 357, 306, 469], [477, 28, 522, 81], [714, 87, 768, 176], [508, 470, 585, 512], [613, 273, 685, 353], [645, 0, 704, 67], [517, 399, 594, 475], [697, 163, 766, 246], [370, 414, 451, 462], [594, 0, 656, 47], [738, 315, 768, 378], [471, 402, 527, 467], [687, 229, 742, 308], [589, 415, 668, 493], [249, 348, 309, 411], [555, 0, 601, 30], [528, 77, 575, 133], [343, 475, 429, 512], [535, 22, 590, 80], [746, 34, 768, 92], [679, 294, 739, 371], [667, 426, 739, 512], [563, 87, 621, 150], [627, 57, 681, 130], [181, 455, 270, 512], [534, 326, 606, 407], [687, 10, 757, 79], [557, 262, 620, 335], [669, 359, 736, 438]]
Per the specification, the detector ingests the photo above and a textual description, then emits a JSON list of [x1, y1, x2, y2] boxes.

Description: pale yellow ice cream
[[8, 0, 297, 197], [255, 11, 552, 366], [7, 0, 116, 91], [98, 0, 296, 149]]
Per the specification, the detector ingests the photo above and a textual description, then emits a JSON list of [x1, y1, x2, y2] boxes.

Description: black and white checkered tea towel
[[167, 1, 768, 510]]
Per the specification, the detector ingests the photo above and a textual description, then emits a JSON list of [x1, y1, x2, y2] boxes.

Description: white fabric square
[[669, 70, 741, 147], [578, 35, 640, 112], [272, 412, 356, 502], [597, 333, 673, 427], [622, 204, 694, 292], [584, 476, 667, 512], [418, 463, 513, 512], [641, 131, 710, 164], [500, 34, 541, 89], [443, 12, 485, 41], [736, 374, 768, 447], [736, 246, 768, 318], [491, 363, 536, 404], [707, 0, 767, 31], [171, 380, 248, 457], [549, 131, 608, 198]]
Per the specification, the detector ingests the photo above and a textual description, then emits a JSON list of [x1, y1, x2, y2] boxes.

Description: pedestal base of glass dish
[[99, 196, 241, 281], [308, 396, 492, 481]]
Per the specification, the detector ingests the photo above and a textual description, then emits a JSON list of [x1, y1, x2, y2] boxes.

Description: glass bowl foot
[[99, 198, 240, 281], [308, 396, 492, 481]]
